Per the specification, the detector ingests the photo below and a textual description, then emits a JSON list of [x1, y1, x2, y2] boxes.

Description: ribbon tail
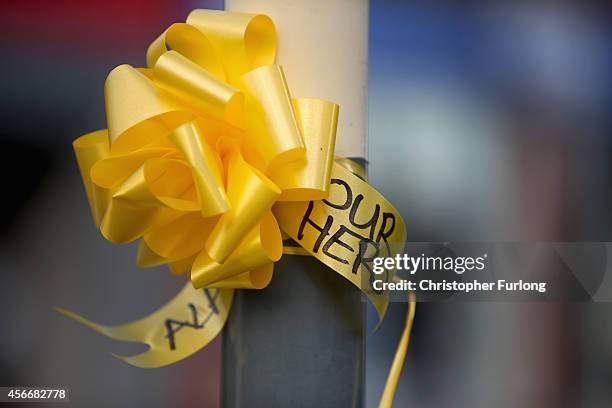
[[55, 307, 156, 367], [56, 284, 233, 368], [54, 307, 135, 342], [378, 291, 416, 408]]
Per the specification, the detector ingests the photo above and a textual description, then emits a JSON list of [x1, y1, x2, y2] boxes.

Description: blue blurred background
[[2, 1, 612, 407], [367, 2, 612, 408]]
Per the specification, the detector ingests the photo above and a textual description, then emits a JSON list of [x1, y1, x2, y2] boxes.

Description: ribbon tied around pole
[[60, 9, 407, 385]]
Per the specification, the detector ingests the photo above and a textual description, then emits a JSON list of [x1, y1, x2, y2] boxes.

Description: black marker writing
[[164, 288, 220, 351], [297, 178, 396, 277]]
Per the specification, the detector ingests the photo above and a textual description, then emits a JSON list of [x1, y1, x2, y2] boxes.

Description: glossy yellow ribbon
[[61, 9, 410, 401]]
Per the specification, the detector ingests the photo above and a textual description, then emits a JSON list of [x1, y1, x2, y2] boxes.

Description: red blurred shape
[[1, 0, 193, 51]]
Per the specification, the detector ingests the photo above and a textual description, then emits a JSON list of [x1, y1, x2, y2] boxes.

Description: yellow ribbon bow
[[60, 9, 411, 405]]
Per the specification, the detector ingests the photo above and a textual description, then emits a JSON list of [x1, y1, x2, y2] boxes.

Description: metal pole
[[222, 1, 369, 406], [223, 255, 365, 407]]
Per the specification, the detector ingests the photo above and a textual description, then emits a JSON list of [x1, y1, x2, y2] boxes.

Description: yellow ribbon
[[57, 286, 233, 368], [61, 8, 411, 401], [379, 290, 416, 408]]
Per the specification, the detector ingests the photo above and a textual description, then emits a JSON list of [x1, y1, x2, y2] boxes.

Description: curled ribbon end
[[244, 14, 277, 67]]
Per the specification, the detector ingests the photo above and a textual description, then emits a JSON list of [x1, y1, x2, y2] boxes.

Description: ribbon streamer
[[379, 291, 416, 408], [62, 8, 410, 402], [57, 286, 233, 368]]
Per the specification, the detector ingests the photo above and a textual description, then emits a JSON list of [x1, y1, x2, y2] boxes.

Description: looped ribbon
[[59, 9, 411, 407]]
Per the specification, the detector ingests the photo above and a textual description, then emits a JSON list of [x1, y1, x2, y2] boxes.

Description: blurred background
[[1, 0, 612, 407]]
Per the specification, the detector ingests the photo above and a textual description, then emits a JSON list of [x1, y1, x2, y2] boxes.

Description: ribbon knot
[[75, 10, 340, 291], [66, 9, 407, 372]]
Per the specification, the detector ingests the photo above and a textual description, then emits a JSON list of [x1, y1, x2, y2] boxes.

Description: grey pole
[[221, 1, 369, 406], [222, 253, 365, 407]]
